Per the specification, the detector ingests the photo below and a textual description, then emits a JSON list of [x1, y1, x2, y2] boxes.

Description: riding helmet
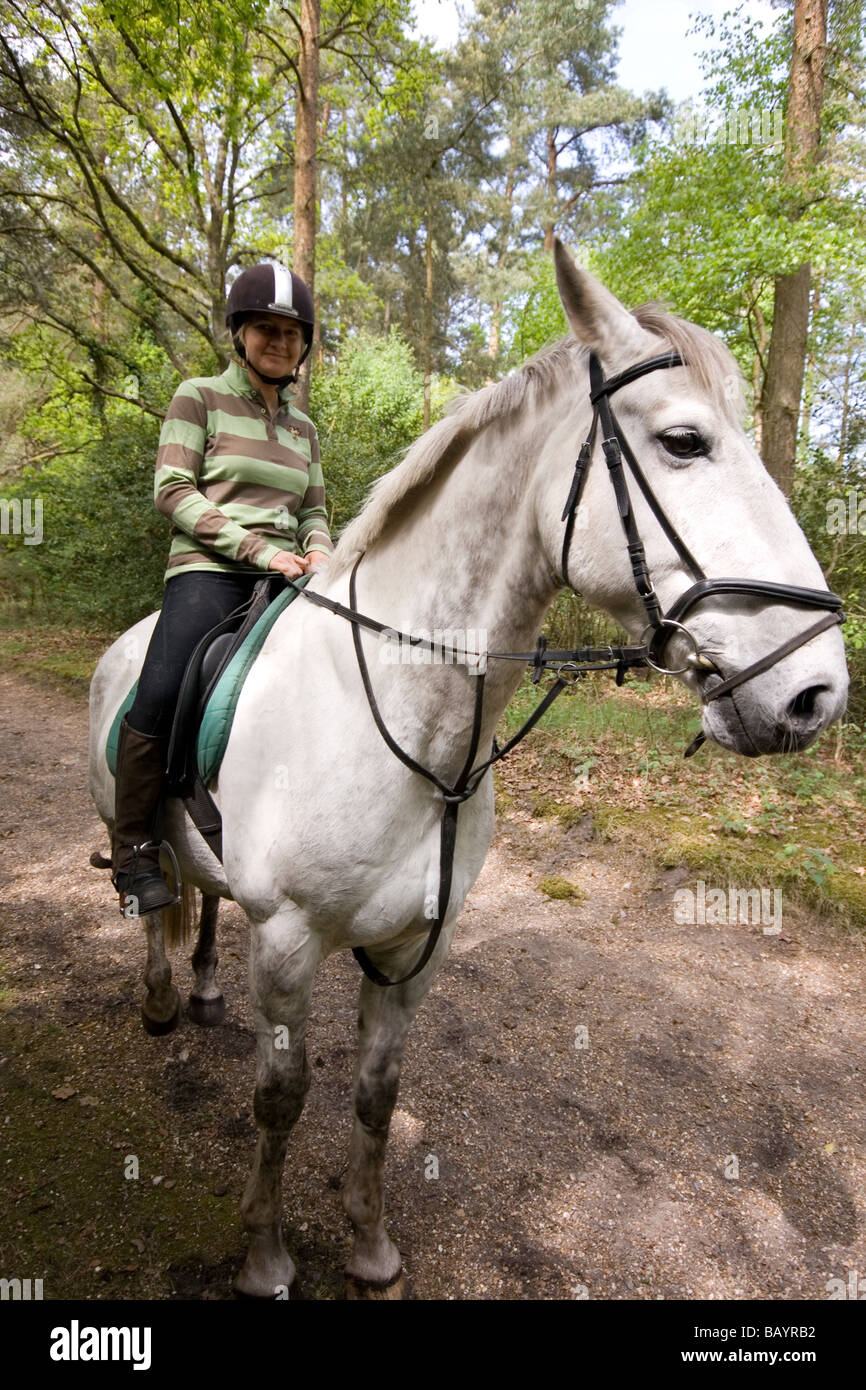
[[225, 263, 314, 385]]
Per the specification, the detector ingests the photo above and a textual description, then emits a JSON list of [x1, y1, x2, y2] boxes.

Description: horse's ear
[[553, 238, 646, 362]]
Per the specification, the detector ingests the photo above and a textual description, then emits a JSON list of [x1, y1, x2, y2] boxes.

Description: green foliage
[[539, 874, 587, 901], [793, 444, 866, 721], [311, 329, 450, 533], [1, 411, 166, 627], [503, 249, 569, 363], [587, 4, 864, 410], [779, 842, 837, 890]]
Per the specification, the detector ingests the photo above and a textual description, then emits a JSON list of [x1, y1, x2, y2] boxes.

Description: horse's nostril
[[787, 684, 830, 722]]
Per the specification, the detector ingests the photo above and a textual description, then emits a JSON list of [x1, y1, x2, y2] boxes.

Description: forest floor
[[1, 666, 865, 1302]]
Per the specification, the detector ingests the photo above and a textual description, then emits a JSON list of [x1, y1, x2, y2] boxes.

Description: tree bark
[[488, 157, 515, 366], [423, 202, 433, 432], [293, 0, 320, 412], [761, 0, 827, 496]]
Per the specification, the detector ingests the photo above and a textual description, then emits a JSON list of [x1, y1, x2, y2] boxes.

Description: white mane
[[328, 305, 744, 579]]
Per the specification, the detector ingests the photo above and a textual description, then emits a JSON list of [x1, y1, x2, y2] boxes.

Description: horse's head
[[542, 240, 848, 756]]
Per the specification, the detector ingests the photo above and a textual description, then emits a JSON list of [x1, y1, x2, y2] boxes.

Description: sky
[[410, 0, 779, 104]]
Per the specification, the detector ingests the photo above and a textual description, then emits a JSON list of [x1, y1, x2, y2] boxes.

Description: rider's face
[[243, 313, 303, 376]]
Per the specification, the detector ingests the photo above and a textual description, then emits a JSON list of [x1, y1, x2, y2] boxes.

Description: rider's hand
[[268, 550, 310, 579], [304, 550, 330, 572]]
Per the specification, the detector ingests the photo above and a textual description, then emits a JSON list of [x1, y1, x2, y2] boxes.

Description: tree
[[285, 0, 424, 405], [0, 0, 291, 408], [762, 0, 829, 495], [292, 0, 321, 410], [585, 1, 864, 470], [0, 0, 426, 415], [310, 326, 429, 528], [449, 0, 665, 372]]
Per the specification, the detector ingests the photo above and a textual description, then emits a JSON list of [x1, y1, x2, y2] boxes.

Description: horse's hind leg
[[343, 931, 452, 1299], [188, 893, 225, 1026], [141, 912, 181, 1035], [234, 913, 321, 1299]]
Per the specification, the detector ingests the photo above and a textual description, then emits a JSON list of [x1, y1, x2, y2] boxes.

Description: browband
[[589, 351, 683, 404]]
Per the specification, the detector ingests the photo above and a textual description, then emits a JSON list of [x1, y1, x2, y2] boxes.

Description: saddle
[[166, 575, 280, 796], [106, 573, 312, 862]]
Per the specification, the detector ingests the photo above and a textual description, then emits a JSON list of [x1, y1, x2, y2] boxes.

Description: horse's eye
[[658, 427, 709, 459]]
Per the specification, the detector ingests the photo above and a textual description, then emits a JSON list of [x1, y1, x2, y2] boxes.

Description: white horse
[[88, 242, 848, 1298]]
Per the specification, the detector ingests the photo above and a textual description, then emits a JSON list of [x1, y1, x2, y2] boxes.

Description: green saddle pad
[[106, 574, 311, 782]]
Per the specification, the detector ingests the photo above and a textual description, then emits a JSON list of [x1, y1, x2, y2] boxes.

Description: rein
[[297, 557, 575, 987], [294, 348, 843, 986]]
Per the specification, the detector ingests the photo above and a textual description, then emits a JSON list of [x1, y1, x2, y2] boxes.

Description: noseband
[[560, 350, 843, 732]]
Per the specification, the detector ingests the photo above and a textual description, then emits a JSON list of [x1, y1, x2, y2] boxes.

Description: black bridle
[[295, 347, 844, 985], [560, 351, 843, 727]]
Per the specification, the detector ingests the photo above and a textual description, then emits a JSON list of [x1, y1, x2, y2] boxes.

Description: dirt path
[[1, 669, 864, 1301]]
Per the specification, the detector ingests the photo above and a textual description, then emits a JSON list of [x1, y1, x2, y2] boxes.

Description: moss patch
[[539, 875, 588, 901], [494, 673, 866, 933], [0, 624, 117, 693]]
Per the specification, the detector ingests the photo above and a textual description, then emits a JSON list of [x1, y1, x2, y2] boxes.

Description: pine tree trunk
[[423, 210, 433, 432], [761, 0, 827, 496], [293, 0, 320, 413], [488, 158, 515, 367]]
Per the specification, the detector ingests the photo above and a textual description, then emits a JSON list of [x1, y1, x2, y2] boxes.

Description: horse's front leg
[[188, 893, 225, 1026], [343, 927, 453, 1299], [141, 912, 181, 1035], [235, 911, 321, 1299]]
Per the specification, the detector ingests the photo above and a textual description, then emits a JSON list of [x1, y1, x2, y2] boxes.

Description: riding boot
[[111, 715, 176, 915]]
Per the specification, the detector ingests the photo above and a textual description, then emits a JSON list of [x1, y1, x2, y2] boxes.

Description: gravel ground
[[0, 669, 864, 1301]]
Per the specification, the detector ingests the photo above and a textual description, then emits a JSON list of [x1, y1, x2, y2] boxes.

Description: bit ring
[[640, 619, 703, 676]]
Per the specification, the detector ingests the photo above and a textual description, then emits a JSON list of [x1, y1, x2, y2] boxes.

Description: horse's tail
[[162, 879, 196, 950]]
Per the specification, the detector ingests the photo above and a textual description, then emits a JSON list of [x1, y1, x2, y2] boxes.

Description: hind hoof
[[141, 995, 181, 1035], [188, 993, 226, 1027], [345, 1270, 406, 1300]]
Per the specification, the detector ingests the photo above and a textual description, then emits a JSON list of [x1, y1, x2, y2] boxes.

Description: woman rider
[[111, 263, 332, 916]]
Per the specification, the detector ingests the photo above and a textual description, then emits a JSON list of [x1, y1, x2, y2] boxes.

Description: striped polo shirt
[[154, 360, 333, 582]]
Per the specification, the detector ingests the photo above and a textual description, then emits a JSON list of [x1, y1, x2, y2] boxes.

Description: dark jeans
[[128, 571, 277, 737]]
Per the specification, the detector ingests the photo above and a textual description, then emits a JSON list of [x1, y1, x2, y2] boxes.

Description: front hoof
[[141, 990, 181, 1035], [188, 993, 226, 1027], [345, 1270, 406, 1301], [234, 1255, 297, 1300]]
